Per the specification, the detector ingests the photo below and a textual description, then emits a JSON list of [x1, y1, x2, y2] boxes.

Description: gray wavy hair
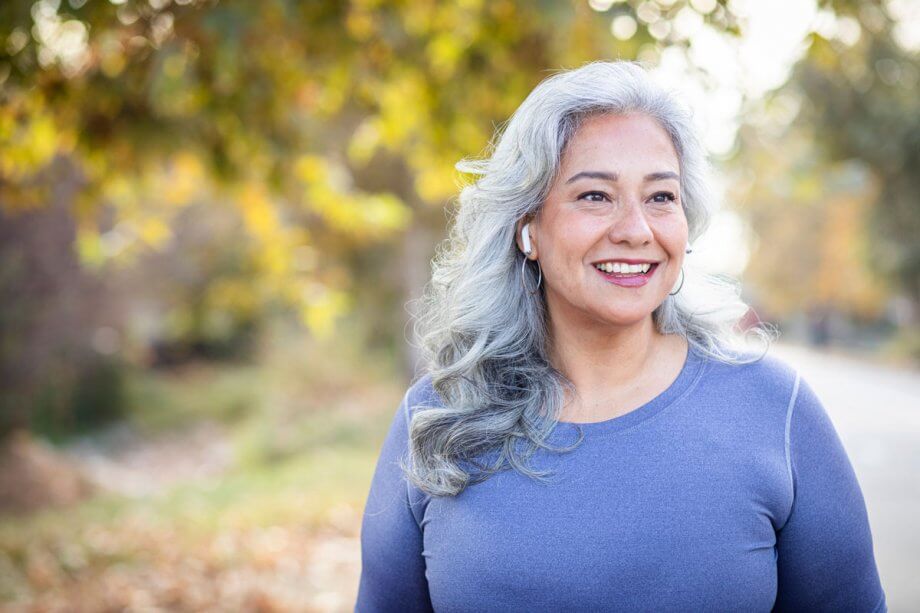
[[405, 60, 778, 497]]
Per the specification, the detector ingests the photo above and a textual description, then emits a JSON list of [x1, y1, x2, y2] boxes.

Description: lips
[[594, 262, 658, 287]]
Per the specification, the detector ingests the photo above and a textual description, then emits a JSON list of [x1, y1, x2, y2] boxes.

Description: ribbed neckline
[[552, 341, 706, 436]]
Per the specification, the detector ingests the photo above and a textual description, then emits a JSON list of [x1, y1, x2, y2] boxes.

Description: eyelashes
[[578, 191, 608, 203], [577, 191, 677, 204], [650, 191, 677, 204]]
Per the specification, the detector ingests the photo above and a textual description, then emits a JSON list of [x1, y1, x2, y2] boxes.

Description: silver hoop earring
[[669, 266, 685, 296], [521, 255, 542, 294]]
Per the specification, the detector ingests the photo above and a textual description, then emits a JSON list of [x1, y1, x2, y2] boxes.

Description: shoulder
[[405, 372, 445, 417], [694, 344, 803, 420], [703, 344, 799, 388]]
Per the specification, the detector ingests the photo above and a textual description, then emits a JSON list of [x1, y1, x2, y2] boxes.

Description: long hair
[[405, 60, 778, 497]]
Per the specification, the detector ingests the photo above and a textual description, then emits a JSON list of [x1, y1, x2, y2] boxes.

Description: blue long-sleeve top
[[356, 344, 887, 611]]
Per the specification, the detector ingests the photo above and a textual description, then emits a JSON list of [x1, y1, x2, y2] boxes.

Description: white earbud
[[521, 223, 533, 255]]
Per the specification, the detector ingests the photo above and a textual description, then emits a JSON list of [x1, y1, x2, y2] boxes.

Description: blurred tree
[[2, 0, 752, 436], [9, 0, 904, 435], [0, 0, 753, 325], [794, 3, 920, 319], [728, 129, 889, 320], [730, 1, 919, 342], [0, 157, 123, 436]]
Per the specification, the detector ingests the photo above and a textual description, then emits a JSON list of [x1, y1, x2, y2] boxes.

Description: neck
[[546, 310, 665, 397]]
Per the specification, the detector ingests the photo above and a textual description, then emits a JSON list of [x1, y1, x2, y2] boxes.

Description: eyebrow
[[565, 170, 680, 184]]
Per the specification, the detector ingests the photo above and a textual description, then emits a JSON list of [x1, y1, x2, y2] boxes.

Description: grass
[[123, 362, 264, 433]]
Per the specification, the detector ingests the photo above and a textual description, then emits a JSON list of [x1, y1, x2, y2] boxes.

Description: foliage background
[[0, 0, 916, 610]]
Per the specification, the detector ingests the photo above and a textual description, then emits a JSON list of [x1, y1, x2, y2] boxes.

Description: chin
[[596, 310, 654, 327]]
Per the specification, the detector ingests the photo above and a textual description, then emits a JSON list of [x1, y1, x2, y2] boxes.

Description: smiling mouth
[[592, 262, 659, 277], [592, 262, 659, 286]]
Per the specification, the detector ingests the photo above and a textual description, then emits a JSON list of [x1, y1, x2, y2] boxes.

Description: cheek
[[543, 214, 596, 260], [656, 216, 689, 249], [541, 222, 597, 290]]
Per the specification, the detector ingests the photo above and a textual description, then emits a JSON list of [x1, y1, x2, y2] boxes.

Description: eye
[[577, 191, 610, 203], [650, 191, 677, 204]]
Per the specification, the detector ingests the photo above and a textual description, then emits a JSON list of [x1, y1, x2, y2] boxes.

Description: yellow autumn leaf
[[294, 155, 328, 183], [347, 119, 382, 165], [238, 183, 279, 238], [137, 218, 172, 249], [300, 287, 352, 339], [76, 227, 105, 269]]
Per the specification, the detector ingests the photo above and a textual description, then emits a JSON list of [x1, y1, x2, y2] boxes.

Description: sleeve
[[773, 373, 887, 612], [355, 387, 434, 613]]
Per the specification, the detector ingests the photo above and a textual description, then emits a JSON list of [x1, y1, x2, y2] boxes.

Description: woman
[[356, 61, 886, 612]]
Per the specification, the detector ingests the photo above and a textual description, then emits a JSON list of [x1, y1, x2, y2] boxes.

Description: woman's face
[[518, 112, 689, 332]]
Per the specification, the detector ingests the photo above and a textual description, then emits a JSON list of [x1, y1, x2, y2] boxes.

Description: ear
[[514, 217, 538, 259]]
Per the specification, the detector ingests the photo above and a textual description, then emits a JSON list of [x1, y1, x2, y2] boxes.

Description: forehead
[[559, 113, 679, 171]]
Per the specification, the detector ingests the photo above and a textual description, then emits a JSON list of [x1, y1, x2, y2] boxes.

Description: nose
[[607, 200, 653, 246]]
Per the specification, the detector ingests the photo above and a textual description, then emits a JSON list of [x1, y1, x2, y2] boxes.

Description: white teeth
[[594, 262, 652, 274]]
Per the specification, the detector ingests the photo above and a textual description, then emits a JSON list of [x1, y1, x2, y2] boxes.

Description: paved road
[[770, 343, 920, 612]]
